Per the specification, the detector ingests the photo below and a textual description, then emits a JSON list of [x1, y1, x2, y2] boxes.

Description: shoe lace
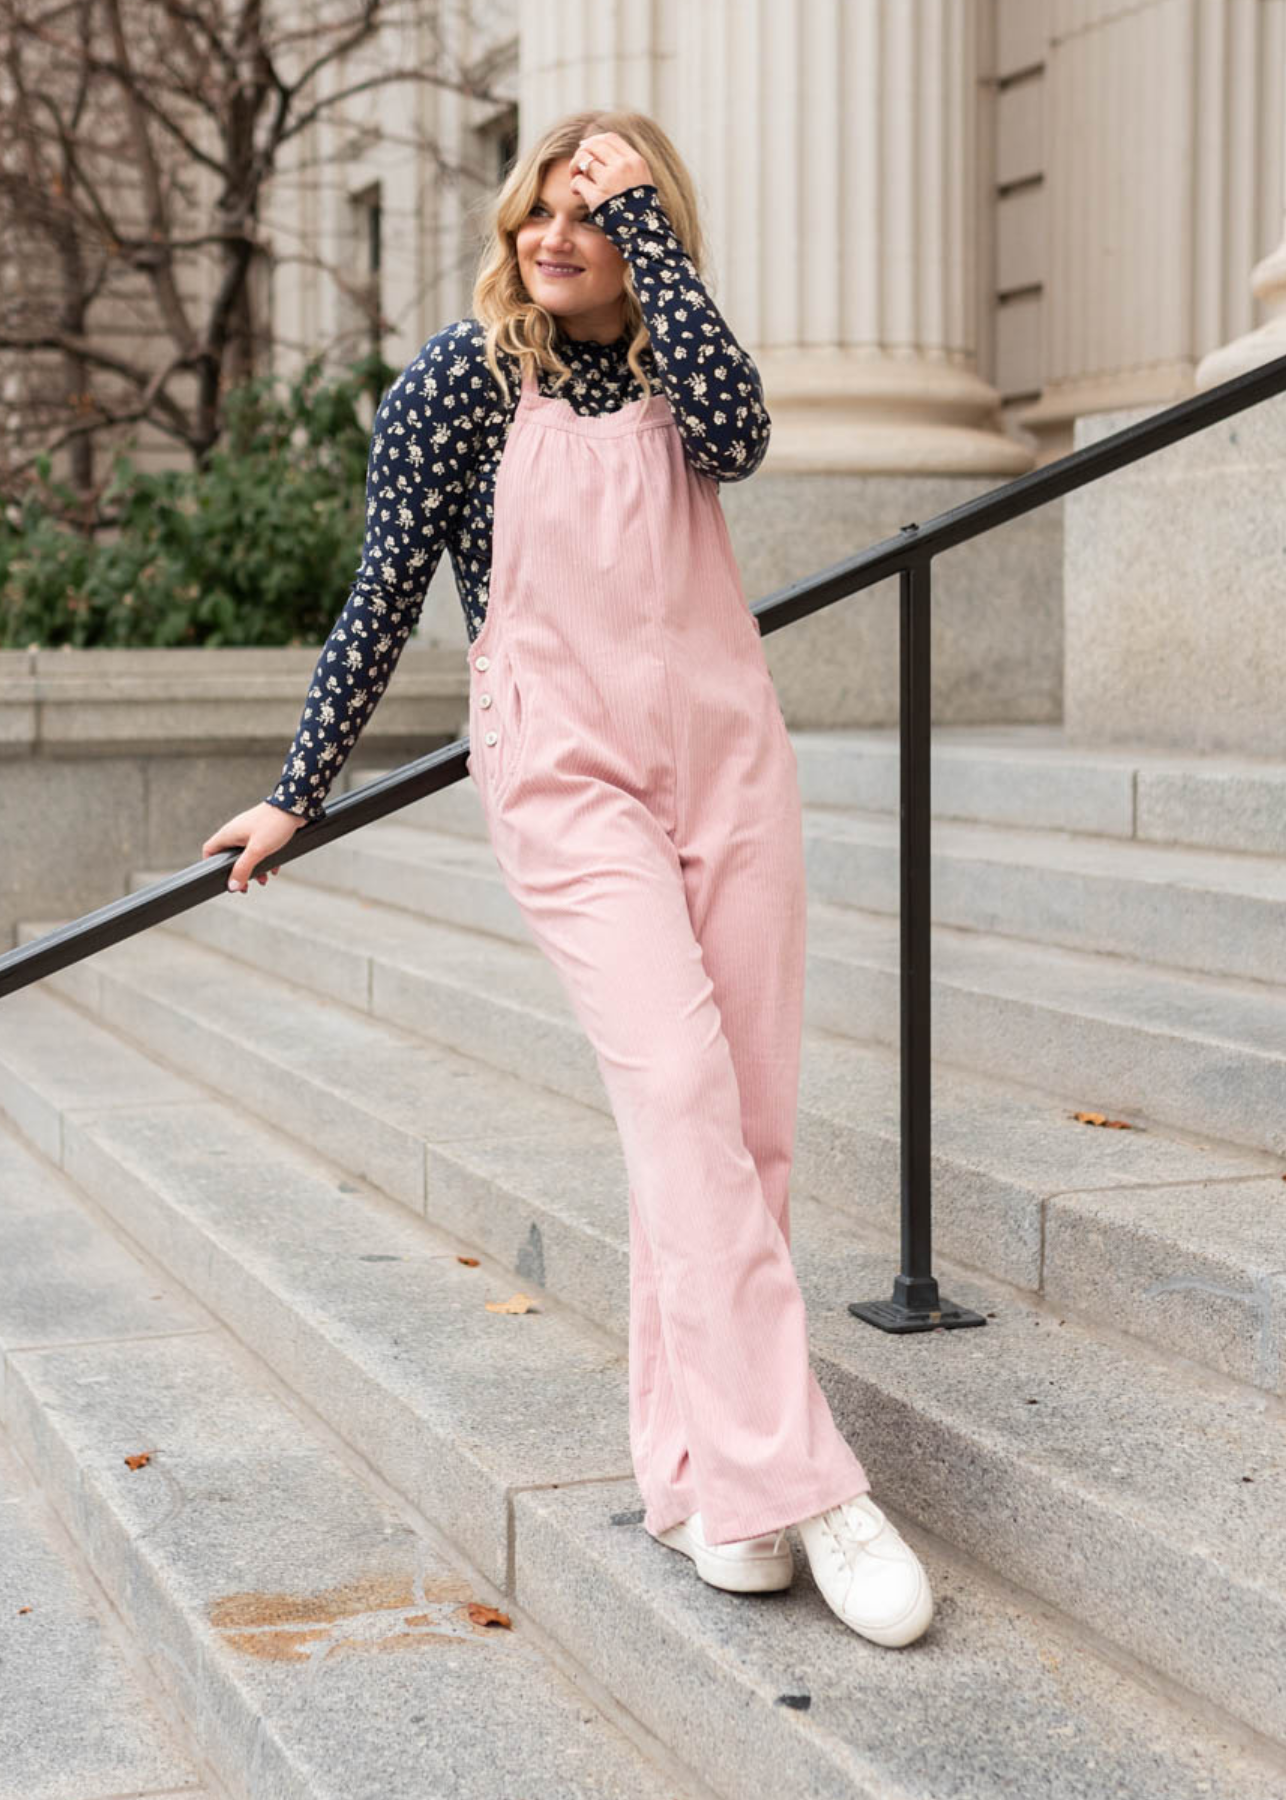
[[821, 1497, 881, 1573]]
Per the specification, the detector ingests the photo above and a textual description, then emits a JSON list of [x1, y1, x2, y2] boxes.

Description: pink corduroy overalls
[[465, 361, 871, 1546]]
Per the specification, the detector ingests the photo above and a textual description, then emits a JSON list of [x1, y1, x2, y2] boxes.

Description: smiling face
[[514, 157, 630, 343]]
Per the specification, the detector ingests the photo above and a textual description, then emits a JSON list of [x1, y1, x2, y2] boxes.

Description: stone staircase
[[2, 722, 1285, 1799]]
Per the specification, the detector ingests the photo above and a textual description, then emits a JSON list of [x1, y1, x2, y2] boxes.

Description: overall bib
[[465, 362, 871, 1546]]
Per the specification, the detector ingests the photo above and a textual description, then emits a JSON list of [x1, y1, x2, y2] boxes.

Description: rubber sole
[[650, 1517, 796, 1593]]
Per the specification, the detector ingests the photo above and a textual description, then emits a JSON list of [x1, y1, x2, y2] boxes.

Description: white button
[[479, 693, 492, 708], [484, 729, 498, 746], [475, 654, 490, 671]]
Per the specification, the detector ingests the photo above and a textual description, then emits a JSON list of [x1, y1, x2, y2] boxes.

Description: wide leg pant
[[619, 768, 874, 1543]]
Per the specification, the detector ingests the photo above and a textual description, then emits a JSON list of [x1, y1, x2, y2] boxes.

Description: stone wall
[[1064, 390, 1286, 755], [0, 646, 468, 951]]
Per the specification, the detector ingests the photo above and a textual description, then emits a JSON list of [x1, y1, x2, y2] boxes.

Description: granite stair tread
[[17, 893, 1286, 1397], [0, 1113, 704, 1800], [807, 805, 1286, 896], [342, 729, 1286, 854], [3, 971, 1286, 1756], [0, 1421, 213, 1799], [3, 1017, 1286, 1796], [203, 818, 1286, 1060]]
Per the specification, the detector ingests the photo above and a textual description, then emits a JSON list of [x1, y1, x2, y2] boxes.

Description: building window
[[341, 180, 383, 373]]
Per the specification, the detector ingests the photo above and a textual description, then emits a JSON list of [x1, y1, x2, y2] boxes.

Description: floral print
[[264, 184, 771, 821]]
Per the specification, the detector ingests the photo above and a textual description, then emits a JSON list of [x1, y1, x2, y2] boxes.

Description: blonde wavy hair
[[472, 109, 710, 407]]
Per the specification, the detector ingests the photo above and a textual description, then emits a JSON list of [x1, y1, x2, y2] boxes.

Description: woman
[[202, 109, 933, 1650]]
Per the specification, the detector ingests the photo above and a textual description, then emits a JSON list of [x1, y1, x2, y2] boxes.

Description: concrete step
[[305, 793, 1286, 988], [805, 900, 1286, 1159], [45, 880, 1286, 1394], [802, 809, 1286, 987], [769, 728, 1286, 856], [171, 813, 1286, 1160], [335, 761, 491, 842], [338, 726, 1286, 855], [0, 1422, 213, 1800], [0, 1113, 701, 1800], [2, 1003, 1284, 1798], [8, 957, 1286, 1760]]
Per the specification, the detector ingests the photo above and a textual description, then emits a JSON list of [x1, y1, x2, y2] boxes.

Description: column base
[[757, 349, 1035, 476]]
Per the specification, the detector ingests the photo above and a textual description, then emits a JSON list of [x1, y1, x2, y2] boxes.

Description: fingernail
[[227, 879, 238, 892]]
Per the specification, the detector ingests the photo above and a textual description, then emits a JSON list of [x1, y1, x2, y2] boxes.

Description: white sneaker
[[649, 1510, 795, 1593], [796, 1491, 934, 1646]]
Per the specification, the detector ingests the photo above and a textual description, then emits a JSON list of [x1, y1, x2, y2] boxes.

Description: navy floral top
[[264, 183, 772, 821]]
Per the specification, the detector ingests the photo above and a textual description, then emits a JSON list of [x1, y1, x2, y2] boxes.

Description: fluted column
[[1196, 3, 1286, 388], [518, 0, 668, 118], [517, 0, 1028, 475], [1021, 0, 1283, 444], [673, 0, 1028, 474]]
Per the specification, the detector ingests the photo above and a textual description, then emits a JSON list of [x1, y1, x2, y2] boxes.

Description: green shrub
[[0, 350, 396, 649]]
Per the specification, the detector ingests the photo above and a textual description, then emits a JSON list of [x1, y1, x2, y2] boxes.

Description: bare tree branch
[[0, 0, 503, 510], [18, 17, 231, 172]]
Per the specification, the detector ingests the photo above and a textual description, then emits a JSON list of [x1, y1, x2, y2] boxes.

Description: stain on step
[[209, 1570, 510, 1661]]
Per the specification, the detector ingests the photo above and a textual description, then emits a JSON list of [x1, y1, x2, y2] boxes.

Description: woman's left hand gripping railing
[[0, 737, 473, 1003]]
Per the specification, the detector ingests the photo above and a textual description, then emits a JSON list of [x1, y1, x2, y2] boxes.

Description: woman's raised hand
[[202, 801, 308, 893], [568, 132, 655, 209]]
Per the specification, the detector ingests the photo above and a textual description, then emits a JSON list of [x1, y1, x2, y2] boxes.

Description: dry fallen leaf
[[485, 1292, 539, 1314], [457, 1256, 480, 1267], [1073, 1111, 1134, 1130], [124, 1451, 152, 1470], [467, 1603, 513, 1630]]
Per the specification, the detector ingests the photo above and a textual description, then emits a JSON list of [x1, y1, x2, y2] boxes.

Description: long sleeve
[[587, 183, 771, 483], [264, 321, 485, 821]]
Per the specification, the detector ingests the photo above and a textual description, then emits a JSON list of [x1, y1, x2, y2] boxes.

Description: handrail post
[[850, 554, 986, 1334]]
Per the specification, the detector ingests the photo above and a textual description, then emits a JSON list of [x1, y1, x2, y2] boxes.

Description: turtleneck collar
[[554, 321, 632, 357]]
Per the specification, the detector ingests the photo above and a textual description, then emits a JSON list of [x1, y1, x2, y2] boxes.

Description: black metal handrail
[[5, 348, 1286, 1335]]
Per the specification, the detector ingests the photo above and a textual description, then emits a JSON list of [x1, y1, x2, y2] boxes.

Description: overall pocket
[[768, 681, 797, 763], [751, 628, 797, 763], [470, 637, 530, 811]]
